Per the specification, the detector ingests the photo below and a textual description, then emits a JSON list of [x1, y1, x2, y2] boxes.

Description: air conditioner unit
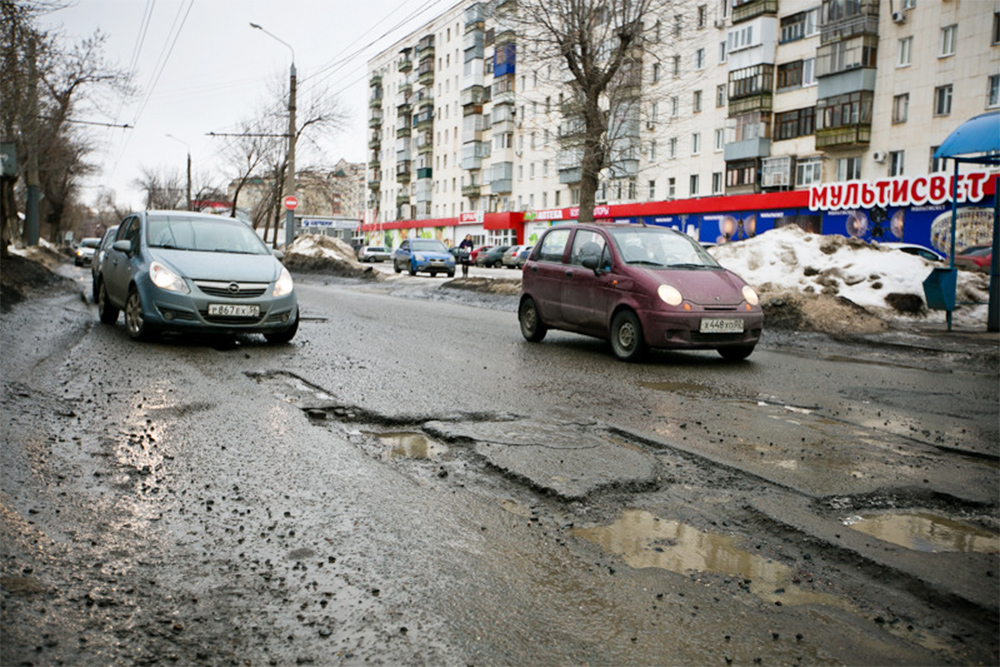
[[872, 151, 886, 162], [646, 121, 655, 130], [891, 11, 906, 23], [714, 19, 726, 29]]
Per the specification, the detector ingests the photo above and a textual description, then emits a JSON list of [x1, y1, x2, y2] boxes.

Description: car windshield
[[609, 227, 721, 269], [411, 239, 447, 252], [80, 238, 101, 248], [147, 215, 270, 255]]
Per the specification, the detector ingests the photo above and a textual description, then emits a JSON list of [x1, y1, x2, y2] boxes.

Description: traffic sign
[[283, 195, 299, 210]]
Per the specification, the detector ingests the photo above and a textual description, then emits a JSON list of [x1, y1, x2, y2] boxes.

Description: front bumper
[[137, 279, 298, 335], [639, 308, 763, 350]]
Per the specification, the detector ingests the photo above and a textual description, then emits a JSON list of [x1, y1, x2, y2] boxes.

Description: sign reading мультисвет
[[810, 172, 992, 212]]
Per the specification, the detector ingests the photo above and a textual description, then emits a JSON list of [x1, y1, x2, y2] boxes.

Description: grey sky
[[38, 0, 455, 210]]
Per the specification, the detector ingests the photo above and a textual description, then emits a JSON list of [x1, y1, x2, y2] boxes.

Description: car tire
[[97, 282, 119, 324], [408, 263, 417, 276], [717, 345, 755, 362], [519, 297, 547, 343], [265, 308, 299, 344], [610, 310, 646, 362], [447, 270, 455, 278], [393, 261, 402, 274], [124, 286, 153, 341]]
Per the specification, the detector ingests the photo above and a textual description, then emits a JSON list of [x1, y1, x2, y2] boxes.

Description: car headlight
[[150, 261, 189, 293], [742, 285, 759, 306], [414, 253, 426, 262], [273, 267, 294, 297], [657, 284, 683, 306]]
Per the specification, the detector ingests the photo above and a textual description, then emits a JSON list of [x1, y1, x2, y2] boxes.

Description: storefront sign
[[810, 172, 991, 211]]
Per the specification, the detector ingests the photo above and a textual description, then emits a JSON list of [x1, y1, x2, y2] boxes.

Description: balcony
[[398, 56, 412, 72], [728, 92, 773, 117], [724, 137, 772, 161], [462, 183, 481, 197], [413, 110, 434, 130], [370, 73, 382, 87], [368, 177, 380, 191], [732, 0, 777, 24], [418, 62, 435, 86], [368, 135, 381, 150], [461, 85, 486, 108], [465, 3, 484, 27], [397, 161, 412, 183], [369, 92, 382, 109], [369, 109, 383, 128], [416, 167, 433, 180], [815, 124, 871, 148], [397, 125, 411, 138], [397, 194, 411, 209]]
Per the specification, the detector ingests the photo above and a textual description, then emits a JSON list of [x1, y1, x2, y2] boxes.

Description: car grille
[[194, 280, 269, 298]]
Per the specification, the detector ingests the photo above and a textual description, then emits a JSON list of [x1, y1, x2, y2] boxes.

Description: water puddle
[[369, 432, 447, 461], [843, 512, 1000, 554], [570, 509, 845, 608]]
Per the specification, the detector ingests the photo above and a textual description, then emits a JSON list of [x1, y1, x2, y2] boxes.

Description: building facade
[[362, 0, 999, 251]]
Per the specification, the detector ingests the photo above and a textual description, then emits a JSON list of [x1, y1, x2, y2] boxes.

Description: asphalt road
[[2, 263, 997, 665]]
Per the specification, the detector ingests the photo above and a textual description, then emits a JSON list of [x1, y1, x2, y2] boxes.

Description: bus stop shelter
[[929, 110, 1000, 332]]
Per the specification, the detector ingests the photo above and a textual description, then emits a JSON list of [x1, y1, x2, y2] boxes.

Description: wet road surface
[[2, 265, 997, 665]]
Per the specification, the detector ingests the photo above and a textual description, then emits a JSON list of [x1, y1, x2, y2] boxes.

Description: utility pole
[[25, 35, 40, 245], [250, 22, 297, 249], [166, 134, 192, 210]]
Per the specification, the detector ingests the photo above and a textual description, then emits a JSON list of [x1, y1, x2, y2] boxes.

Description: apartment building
[[364, 0, 999, 246]]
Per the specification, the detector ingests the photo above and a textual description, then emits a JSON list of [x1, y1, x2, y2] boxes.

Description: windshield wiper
[[628, 260, 665, 267], [667, 263, 715, 270]]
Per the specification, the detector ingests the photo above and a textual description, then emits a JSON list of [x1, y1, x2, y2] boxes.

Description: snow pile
[[709, 225, 991, 331], [283, 234, 385, 280]]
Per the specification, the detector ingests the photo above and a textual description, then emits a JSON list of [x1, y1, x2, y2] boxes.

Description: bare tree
[[1, 0, 133, 251], [515, 0, 658, 222], [133, 165, 187, 210]]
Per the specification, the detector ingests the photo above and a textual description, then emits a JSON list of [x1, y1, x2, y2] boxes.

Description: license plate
[[700, 318, 743, 334], [208, 303, 259, 318]]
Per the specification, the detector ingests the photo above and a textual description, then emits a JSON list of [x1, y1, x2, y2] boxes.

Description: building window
[[939, 24, 957, 57], [692, 133, 701, 154], [889, 151, 905, 177], [648, 179, 656, 200], [716, 83, 726, 107], [780, 10, 820, 43], [929, 146, 946, 173], [668, 177, 676, 198], [669, 137, 678, 158], [993, 11, 1000, 45], [817, 91, 873, 130], [650, 102, 659, 124], [696, 48, 705, 70], [650, 140, 657, 160], [690, 174, 699, 196], [902, 0, 916, 8], [719, 40, 727, 64], [803, 58, 816, 86], [777, 60, 804, 90], [712, 172, 722, 194], [693, 90, 702, 113], [675, 14, 683, 36], [934, 84, 953, 116], [725, 159, 756, 188], [988, 75, 1000, 108], [671, 96, 679, 117], [898, 37, 912, 67], [652, 62, 661, 83], [775, 107, 815, 140], [715, 128, 725, 151], [698, 5, 707, 28], [796, 156, 822, 186], [892, 94, 909, 123], [837, 156, 862, 181], [673, 55, 681, 77]]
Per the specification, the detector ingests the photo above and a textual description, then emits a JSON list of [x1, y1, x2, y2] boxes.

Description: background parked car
[[96, 210, 298, 343], [91, 225, 119, 301], [74, 237, 101, 266], [476, 245, 511, 268], [392, 238, 456, 277], [469, 245, 490, 264], [880, 242, 944, 262], [357, 245, 391, 263], [954, 245, 992, 272], [515, 245, 534, 269], [501, 245, 524, 268]]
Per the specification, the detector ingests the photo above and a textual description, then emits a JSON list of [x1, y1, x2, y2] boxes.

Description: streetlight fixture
[[250, 22, 297, 249], [165, 133, 192, 211]]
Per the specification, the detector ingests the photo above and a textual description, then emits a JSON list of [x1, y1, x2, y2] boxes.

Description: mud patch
[[368, 431, 448, 460], [843, 512, 1000, 554]]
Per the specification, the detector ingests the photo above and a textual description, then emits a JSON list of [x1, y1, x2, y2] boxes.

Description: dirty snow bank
[[283, 234, 385, 280], [709, 226, 991, 331]]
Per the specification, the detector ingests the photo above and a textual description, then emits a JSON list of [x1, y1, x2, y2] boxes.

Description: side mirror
[[272, 249, 285, 260], [582, 256, 600, 273], [111, 240, 131, 254]]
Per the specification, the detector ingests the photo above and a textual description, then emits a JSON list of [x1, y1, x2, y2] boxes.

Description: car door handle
[[565, 270, 573, 277]]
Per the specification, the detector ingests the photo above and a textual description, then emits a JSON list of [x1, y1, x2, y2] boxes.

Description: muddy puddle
[[639, 380, 709, 395], [842, 512, 1000, 554], [367, 431, 448, 461], [570, 509, 846, 608]]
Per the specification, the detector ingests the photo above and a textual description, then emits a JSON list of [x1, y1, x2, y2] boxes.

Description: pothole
[[842, 512, 1000, 554], [367, 431, 448, 461], [570, 508, 848, 609]]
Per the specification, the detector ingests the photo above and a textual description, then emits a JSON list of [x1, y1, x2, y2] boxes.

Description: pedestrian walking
[[458, 234, 474, 277]]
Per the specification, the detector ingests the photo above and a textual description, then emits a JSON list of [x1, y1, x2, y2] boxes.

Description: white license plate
[[700, 318, 743, 334], [208, 303, 259, 318]]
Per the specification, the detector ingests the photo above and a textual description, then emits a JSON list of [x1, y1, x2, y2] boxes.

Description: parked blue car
[[392, 238, 456, 277], [96, 210, 298, 343]]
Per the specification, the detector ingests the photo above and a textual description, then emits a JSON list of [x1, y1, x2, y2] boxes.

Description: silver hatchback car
[[96, 210, 298, 343]]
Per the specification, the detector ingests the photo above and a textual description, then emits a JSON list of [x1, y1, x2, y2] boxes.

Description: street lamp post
[[165, 134, 192, 211], [250, 22, 296, 249]]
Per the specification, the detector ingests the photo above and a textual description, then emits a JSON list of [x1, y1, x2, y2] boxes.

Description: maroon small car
[[518, 223, 763, 361]]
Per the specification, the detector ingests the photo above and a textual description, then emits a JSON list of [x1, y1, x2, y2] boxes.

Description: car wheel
[[718, 345, 755, 362], [610, 310, 646, 362], [264, 308, 299, 344], [446, 270, 455, 278], [519, 297, 547, 343], [393, 261, 402, 274], [97, 281, 119, 324], [408, 263, 417, 276], [124, 287, 153, 341]]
